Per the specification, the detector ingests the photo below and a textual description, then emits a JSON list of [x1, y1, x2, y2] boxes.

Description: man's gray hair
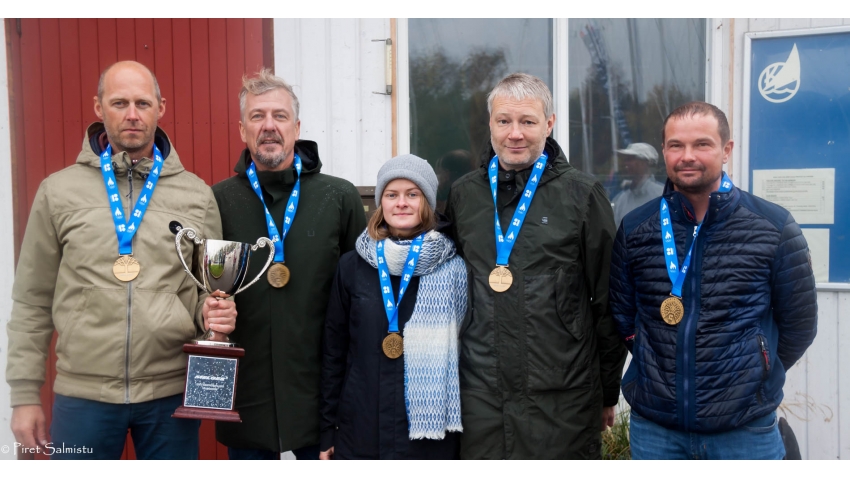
[[239, 67, 300, 121], [487, 73, 553, 118]]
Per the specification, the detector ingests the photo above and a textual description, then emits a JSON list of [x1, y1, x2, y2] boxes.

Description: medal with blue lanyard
[[246, 154, 302, 288], [100, 144, 165, 282], [659, 172, 733, 325], [488, 153, 548, 292], [376, 234, 424, 359]]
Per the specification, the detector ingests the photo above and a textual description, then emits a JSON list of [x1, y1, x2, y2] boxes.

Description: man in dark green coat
[[446, 73, 627, 459], [212, 69, 366, 459]]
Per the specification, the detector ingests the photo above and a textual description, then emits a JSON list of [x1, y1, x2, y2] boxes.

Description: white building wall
[[0, 18, 18, 459], [273, 18, 393, 187], [721, 18, 850, 460]]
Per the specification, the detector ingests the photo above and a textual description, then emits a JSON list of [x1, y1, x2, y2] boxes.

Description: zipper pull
[[759, 336, 770, 371]]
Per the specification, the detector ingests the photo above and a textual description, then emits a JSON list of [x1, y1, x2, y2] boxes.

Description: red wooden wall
[[5, 18, 274, 460]]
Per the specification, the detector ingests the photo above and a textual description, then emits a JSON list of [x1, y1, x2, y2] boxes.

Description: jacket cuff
[[319, 429, 336, 452], [602, 388, 621, 408], [9, 380, 43, 407]]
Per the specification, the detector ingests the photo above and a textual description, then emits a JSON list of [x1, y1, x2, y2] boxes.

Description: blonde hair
[[239, 67, 300, 121], [366, 198, 437, 241]]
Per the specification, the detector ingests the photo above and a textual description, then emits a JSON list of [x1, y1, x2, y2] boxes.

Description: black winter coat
[[609, 181, 818, 433], [212, 142, 366, 452], [320, 249, 460, 459], [445, 137, 627, 459]]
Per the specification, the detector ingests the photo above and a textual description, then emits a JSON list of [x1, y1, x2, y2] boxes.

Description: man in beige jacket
[[6, 61, 235, 459]]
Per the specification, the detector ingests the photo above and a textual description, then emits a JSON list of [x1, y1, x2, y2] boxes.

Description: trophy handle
[[231, 237, 275, 296], [174, 227, 209, 293]]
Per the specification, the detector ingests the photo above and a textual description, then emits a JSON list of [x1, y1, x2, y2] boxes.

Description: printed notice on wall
[[752, 168, 834, 224], [800, 228, 829, 283]]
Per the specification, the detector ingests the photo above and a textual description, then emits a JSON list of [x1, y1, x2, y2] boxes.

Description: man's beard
[[671, 164, 720, 194], [253, 133, 287, 169], [254, 150, 286, 169], [105, 124, 151, 155]]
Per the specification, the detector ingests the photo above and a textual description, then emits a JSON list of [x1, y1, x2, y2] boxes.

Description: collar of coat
[[77, 122, 185, 177], [661, 177, 740, 226], [476, 136, 571, 187], [233, 140, 323, 185]]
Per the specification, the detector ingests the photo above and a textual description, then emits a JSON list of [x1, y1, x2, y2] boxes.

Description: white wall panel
[[274, 18, 392, 187], [839, 293, 850, 458]]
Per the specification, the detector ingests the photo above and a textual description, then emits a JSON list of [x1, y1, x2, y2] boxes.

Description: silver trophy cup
[[175, 227, 274, 346], [173, 227, 273, 422]]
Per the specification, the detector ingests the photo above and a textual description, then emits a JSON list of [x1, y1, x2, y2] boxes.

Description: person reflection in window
[[435, 149, 473, 214], [611, 143, 664, 227]]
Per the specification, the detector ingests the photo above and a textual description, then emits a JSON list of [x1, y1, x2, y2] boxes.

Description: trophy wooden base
[[173, 343, 244, 422], [172, 405, 242, 422]]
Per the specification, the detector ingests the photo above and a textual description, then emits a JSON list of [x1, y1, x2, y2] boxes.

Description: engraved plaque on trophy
[[172, 227, 274, 422]]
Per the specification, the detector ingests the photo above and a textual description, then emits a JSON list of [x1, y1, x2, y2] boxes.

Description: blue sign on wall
[[748, 31, 850, 283]]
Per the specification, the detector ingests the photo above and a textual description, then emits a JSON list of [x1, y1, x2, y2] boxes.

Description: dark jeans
[[228, 444, 320, 460], [50, 394, 200, 460]]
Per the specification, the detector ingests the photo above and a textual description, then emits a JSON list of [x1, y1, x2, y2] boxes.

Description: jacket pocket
[[756, 334, 770, 404], [554, 265, 584, 341], [131, 289, 198, 377], [525, 270, 590, 393], [56, 287, 127, 378]]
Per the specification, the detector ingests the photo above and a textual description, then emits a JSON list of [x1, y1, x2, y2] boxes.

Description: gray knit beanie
[[375, 154, 439, 210]]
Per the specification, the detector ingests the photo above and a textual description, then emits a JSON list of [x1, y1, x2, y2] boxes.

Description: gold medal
[[382, 332, 403, 359], [113, 255, 141, 282], [267, 263, 290, 288], [660, 295, 684, 325], [488, 266, 513, 292]]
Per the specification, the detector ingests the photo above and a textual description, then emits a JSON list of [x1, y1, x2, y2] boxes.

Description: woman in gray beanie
[[320, 154, 467, 459]]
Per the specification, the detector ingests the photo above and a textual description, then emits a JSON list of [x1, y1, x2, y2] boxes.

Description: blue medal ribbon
[[489, 153, 548, 266], [661, 172, 733, 297], [246, 154, 302, 263], [376, 234, 425, 333], [99, 144, 164, 255]]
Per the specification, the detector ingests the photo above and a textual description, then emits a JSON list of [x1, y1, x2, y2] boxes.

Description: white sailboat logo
[[758, 44, 801, 103]]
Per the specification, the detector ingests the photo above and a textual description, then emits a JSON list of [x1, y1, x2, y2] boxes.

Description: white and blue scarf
[[356, 229, 466, 439]]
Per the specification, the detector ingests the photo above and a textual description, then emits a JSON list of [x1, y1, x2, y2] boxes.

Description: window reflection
[[568, 19, 706, 202], [409, 19, 553, 212]]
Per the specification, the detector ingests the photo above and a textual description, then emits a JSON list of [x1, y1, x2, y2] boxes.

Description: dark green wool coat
[[445, 137, 627, 459], [212, 141, 366, 452]]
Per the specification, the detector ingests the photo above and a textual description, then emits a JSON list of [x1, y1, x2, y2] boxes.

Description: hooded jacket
[[445, 137, 627, 459], [212, 141, 366, 452], [609, 180, 818, 433], [7, 122, 221, 406]]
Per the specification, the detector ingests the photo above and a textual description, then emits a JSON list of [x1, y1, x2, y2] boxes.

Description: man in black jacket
[[609, 101, 818, 459], [212, 68, 366, 460], [446, 73, 627, 459]]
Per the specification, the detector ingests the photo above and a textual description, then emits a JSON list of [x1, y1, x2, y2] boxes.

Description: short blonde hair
[[239, 67, 300, 121]]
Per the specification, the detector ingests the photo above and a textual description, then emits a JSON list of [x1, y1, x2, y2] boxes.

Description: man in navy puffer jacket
[[609, 101, 818, 460]]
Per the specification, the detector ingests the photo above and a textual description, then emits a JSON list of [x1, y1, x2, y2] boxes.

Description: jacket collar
[[478, 136, 571, 186], [661, 178, 740, 226], [77, 122, 184, 177], [233, 139, 323, 184]]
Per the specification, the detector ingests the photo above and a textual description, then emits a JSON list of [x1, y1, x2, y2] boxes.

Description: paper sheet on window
[[752, 169, 834, 224], [800, 228, 829, 283]]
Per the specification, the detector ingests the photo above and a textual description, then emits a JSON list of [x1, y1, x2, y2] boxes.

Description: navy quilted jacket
[[609, 181, 818, 433]]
